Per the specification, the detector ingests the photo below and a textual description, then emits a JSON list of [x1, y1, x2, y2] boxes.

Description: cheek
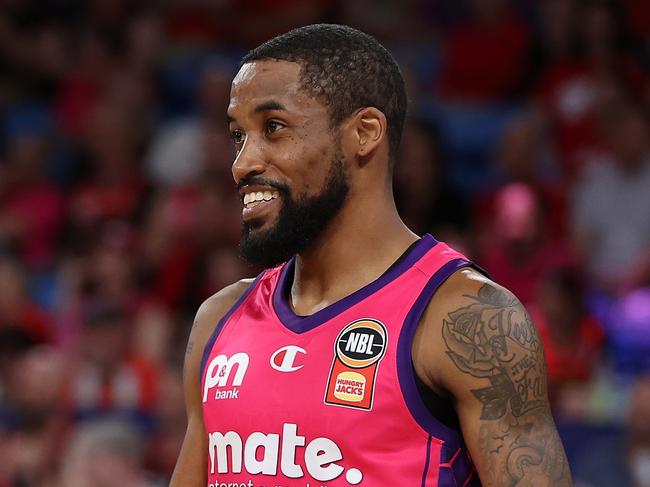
[[296, 117, 334, 161], [289, 144, 332, 192]]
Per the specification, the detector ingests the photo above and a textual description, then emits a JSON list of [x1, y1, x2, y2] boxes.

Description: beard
[[239, 150, 349, 268]]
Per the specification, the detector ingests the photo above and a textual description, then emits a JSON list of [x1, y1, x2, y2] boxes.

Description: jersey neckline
[[272, 234, 438, 334]]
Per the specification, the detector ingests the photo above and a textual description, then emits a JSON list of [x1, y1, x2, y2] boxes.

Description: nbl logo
[[337, 322, 386, 366], [325, 319, 388, 410]]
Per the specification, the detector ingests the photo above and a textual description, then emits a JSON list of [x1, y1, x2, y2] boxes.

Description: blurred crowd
[[0, 0, 648, 486]]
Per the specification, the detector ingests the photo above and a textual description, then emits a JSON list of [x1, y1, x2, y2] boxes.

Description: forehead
[[228, 60, 324, 118]]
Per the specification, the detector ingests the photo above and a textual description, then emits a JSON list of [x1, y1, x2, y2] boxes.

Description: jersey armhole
[[396, 259, 484, 444], [199, 272, 265, 383]]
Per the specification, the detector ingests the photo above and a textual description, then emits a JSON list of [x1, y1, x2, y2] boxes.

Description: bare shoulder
[[182, 278, 257, 398], [413, 268, 572, 486], [197, 278, 257, 323], [414, 268, 540, 393], [171, 277, 258, 487], [186, 278, 257, 359]]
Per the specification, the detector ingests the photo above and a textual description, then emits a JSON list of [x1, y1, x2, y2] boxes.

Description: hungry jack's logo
[[324, 319, 387, 410]]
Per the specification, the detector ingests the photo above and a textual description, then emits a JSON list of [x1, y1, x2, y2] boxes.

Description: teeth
[[243, 190, 279, 206]]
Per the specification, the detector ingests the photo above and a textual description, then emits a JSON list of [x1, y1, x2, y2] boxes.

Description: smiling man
[[171, 24, 572, 487]]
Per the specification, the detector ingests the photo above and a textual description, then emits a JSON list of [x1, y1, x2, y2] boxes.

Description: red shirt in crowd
[[438, 14, 530, 102], [532, 308, 605, 385]]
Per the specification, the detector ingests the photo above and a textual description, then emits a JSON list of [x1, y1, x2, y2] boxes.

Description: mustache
[[236, 177, 290, 194]]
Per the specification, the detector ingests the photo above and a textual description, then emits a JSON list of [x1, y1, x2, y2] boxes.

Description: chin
[[244, 215, 279, 235]]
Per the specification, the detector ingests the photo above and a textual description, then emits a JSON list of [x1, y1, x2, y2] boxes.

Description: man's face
[[227, 60, 349, 267]]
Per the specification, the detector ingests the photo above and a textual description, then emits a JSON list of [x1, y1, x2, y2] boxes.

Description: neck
[[288, 194, 418, 316]]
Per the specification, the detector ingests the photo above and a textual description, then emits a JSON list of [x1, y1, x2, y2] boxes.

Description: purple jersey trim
[[439, 447, 482, 487], [199, 273, 264, 383], [396, 258, 474, 446], [273, 234, 438, 334], [438, 463, 455, 487], [438, 447, 482, 487], [421, 434, 433, 487]]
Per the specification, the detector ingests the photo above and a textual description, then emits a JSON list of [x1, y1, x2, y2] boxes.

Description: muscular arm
[[414, 270, 572, 487], [170, 279, 253, 487]]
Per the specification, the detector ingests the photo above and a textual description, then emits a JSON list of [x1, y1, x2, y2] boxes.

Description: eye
[[266, 120, 285, 135], [230, 129, 245, 145]]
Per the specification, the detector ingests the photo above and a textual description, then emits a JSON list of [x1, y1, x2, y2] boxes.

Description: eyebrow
[[254, 100, 286, 113], [227, 100, 287, 123]]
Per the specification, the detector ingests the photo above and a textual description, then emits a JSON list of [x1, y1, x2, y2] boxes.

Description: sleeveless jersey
[[200, 235, 482, 487]]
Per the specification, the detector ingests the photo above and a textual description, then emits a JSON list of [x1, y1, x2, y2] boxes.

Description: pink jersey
[[201, 235, 482, 487]]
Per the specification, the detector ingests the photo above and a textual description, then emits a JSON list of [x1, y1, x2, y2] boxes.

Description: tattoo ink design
[[186, 318, 199, 356], [443, 285, 571, 486], [442, 285, 546, 419]]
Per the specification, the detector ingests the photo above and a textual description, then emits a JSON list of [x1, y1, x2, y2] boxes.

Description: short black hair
[[242, 24, 408, 163]]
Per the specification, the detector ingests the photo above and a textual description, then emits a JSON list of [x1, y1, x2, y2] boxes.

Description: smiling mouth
[[243, 190, 280, 209]]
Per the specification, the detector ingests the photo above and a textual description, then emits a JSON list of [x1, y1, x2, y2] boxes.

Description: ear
[[350, 107, 387, 161]]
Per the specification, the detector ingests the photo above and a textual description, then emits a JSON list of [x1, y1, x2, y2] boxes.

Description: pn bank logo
[[203, 352, 249, 402], [270, 345, 307, 372]]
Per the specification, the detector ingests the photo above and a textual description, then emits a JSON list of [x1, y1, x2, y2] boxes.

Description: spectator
[[606, 287, 650, 377], [54, 28, 125, 139], [0, 257, 52, 343], [53, 221, 150, 350], [142, 61, 240, 313], [478, 182, 574, 304], [65, 302, 160, 427], [0, 346, 66, 487], [58, 419, 162, 487], [144, 367, 186, 481], [531, 266, 605, 414], [0, 125, 63, 271], [394, 119, 471, 245], [621, 0, 650, 54], [125, 12, 165, 79], [573, 375, 650, 487], [0, 328, 38, 424], [67, 101, 148, 251], [138, 191, 201, 312], [572, 104, 650, 293], [235, 0, 334, 46], [438, 0, 531, 102], [339, 0, 437, 42], [198, 245, 251, 303], [474, 112, 568, 239], [535, 0, 647, 178], [130, 304, 174, 369], [162, 1, 235, 48], [146, 60, 234, 188]]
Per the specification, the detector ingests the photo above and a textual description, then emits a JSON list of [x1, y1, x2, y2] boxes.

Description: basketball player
[[171, 24, 572, 487]]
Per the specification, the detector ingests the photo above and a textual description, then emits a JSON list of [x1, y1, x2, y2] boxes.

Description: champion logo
[[270, 345, 307, 372]]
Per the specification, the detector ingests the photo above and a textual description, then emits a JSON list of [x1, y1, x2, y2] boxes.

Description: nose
[[231, 134, 266, 184]]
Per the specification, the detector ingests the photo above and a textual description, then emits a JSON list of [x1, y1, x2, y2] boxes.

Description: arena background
[[0, 0, 649, 485]]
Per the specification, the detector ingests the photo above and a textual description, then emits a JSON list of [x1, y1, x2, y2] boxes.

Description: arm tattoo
[[442, 284, 545, 419], [443, 284, 571, 486], [186, 317, 198, 356], [476, 415, 570, 487]]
